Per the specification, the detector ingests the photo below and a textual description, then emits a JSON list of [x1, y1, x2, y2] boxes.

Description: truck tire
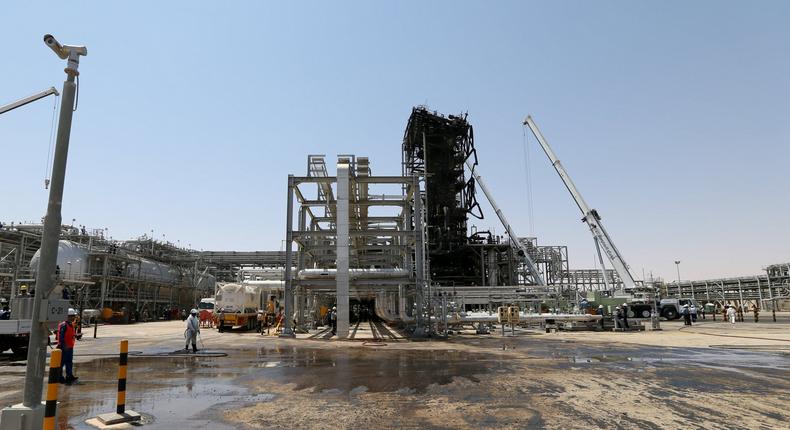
[[662, 307, 679, 320], [10, 342, 27, 356]]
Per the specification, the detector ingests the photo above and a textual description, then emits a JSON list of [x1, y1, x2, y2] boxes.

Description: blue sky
[[2, 1, 788, 280]]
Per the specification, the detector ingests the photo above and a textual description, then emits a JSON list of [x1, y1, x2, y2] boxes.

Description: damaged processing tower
[[403, 107, 519, 288]]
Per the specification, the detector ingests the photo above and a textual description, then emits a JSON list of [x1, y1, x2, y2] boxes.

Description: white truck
[[215, 283, 262, 332]]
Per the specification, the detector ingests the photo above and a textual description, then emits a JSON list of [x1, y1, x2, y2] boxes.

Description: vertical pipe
[[336, 160, 350, 338], [413, 178, 424, 330], [281, 176, 295, 337], [42, 349, 62, 430], [116, 339, 128, 414]]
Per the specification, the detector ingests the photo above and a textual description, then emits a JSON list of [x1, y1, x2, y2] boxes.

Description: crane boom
[[523, 115, 637, 289], [465, 159, 545, 286], [0, 87, 59, 116]]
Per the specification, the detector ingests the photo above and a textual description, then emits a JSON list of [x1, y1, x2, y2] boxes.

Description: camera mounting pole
[[0, 35, 87, 430]]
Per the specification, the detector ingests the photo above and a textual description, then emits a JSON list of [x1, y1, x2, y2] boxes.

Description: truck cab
[[659, 298, 700, 320]]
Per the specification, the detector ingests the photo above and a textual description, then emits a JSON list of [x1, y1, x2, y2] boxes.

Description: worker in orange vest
[[57, 308, 80, 384]]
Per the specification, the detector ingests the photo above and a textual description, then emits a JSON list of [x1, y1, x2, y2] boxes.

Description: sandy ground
[[0, 315, 788, 429]]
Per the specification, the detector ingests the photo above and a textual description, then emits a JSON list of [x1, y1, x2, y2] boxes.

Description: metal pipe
[[280, 176, 295, 337]]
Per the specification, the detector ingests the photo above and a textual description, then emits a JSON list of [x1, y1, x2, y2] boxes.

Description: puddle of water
[[36, 347, 510, 428]]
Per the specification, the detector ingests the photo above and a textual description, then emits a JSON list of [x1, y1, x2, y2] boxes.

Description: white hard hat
[[67, 308, 78, 316], [190, 308, 198, 314]]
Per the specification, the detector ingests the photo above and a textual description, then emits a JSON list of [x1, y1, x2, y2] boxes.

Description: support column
[[99, 256, 109, 310], [336, 159, 351, 338], [295, 207, 307, 327], [280, 175, 296, 337], [398, 284, 407, 320], [413, 178, 425, 331]]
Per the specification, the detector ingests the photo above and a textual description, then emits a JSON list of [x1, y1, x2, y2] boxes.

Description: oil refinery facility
[[2, 13, 789, 429]]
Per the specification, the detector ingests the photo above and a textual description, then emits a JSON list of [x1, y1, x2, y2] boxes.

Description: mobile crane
[[0, 87, 59, 116], [523, 116, 661, 326]]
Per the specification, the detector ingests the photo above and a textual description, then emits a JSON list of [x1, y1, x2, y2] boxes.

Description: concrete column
[[336, 159, 351, 338]]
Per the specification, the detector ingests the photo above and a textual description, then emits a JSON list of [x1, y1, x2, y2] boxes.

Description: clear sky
[[2, 1, 789, 281]]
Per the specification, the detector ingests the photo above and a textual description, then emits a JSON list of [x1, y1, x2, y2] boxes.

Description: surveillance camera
[[43, 34, 68, 59]]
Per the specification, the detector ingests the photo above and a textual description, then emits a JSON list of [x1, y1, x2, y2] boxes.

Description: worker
[[681, 304, 691, 326], [722, 305, 728, 322], [266, 295, 277, 329], [621, 303, 629, 329], [689, 304, 697, 323], [330, 306, 337, 335], [0, 304, 10, 320], [614, 306, 623, 330], [726, 305, 737, 324], [17, 284, 29, 297], [597, 305, 605, 330], [57, 308, 79, 384], [184, 309, 200, 353], [752, 305, 759, 323]]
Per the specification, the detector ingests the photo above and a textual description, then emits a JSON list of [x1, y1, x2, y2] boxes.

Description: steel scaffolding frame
[[662, 263, 790, 310]]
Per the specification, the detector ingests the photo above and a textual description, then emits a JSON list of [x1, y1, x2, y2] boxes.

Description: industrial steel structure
[[0, 223, 292, 320], [662, 263, 790, 310]]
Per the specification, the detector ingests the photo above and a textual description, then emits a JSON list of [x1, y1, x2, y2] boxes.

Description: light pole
[[674, 260, 681, 284], [1, 34, 86, 429]]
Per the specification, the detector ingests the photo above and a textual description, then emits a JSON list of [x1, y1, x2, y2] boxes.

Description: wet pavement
[[1, 333, 788, 428]]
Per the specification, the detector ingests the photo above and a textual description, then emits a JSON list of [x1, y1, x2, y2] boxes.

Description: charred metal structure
[[402, 107, 498, 287]]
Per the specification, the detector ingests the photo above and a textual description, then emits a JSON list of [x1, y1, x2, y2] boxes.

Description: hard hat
[[598, 305, 604, 308], [332, 306, 337, 310], [623, 303, 628, 306], [190, 308, 198, 314], [67, 308, 78, 316], [683, 304, 688, 307], [20, 284, 28, 291]]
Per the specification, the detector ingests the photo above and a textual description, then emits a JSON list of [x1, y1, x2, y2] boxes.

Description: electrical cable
[[44, 93, 59, 189], [73, 75, 79, 111], [521, 126, 535, 235]]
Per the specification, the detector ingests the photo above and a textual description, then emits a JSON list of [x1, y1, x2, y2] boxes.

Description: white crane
[[523, 115, 638, 290], [0, 87, 59, 116], [465, 160, 545, 286]]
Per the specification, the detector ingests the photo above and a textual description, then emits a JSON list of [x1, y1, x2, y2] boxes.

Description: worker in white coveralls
[[185, 308, 200, 353], [726, 305, 737, 325]]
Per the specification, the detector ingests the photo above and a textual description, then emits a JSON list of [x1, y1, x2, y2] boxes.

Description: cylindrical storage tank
[[29, 240, 89, 280]]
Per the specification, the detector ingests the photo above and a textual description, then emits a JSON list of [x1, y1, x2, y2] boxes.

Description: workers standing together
[[681, 304, 692, 326], [184, 309, 200, 353]]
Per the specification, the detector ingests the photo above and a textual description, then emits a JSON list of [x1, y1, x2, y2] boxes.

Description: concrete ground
[[0, 314, 788, 429]]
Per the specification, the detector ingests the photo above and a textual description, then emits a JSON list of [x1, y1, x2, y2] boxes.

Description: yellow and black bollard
[[96, 339, 141, 424], [116, 339, 128, 414], [43, 349, 62, 430]]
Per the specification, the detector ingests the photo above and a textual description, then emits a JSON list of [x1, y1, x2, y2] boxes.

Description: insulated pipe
[[298, 268, 409, 280]]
